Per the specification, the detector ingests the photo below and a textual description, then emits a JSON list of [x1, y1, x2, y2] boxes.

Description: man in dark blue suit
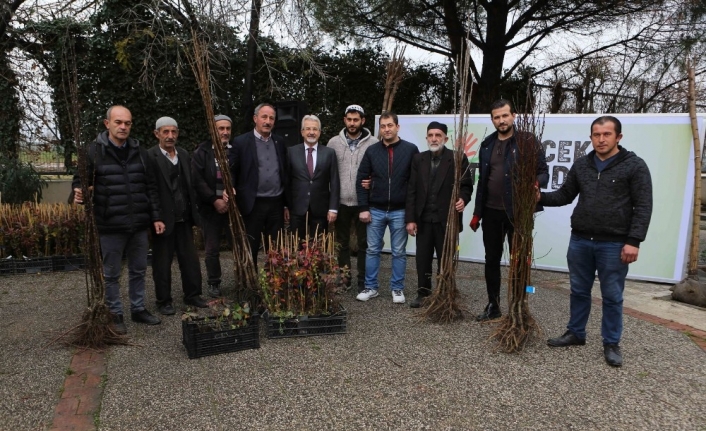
[[231, 103, 288, 264], [286, 115, 340, 240]]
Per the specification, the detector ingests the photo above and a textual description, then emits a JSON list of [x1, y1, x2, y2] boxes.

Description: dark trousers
[[481, 208, 514, 306], [200, 210, 230, 286], [416, 221, 446, 294], [152, 222, 203, 305], [335, 204, 367, 288], [100, 229, 148, 315], [290, 211, 328, 240], [243, 195, 284, 264]]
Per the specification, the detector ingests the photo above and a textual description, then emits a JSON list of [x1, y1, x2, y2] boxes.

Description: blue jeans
[[100, 229, 149, 315], [365, 208, 408, 291], [566, 235, 629, 345]]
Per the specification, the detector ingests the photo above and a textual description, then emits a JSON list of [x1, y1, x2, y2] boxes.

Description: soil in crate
[[182, 315, 260, 359], [264, 308, 347, 339]]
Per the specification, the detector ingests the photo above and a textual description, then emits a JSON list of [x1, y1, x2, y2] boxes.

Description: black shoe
[[111, 314, 127, 335], [410, 288, 431, 308], [604, 344, 623, 367], [547, 330, 586, 347], [184, 296, 209, 308], [476, 303, 502, 322], [131, 309, 161, 325], [207, 284, 221, 298], [158, 303, 175, 316]]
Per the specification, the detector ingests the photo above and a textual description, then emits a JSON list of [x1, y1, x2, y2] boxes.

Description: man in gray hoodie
[[327, 105, 378, 293]]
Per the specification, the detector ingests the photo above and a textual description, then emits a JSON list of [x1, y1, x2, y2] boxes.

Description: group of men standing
[[73, 99, 652, 367]]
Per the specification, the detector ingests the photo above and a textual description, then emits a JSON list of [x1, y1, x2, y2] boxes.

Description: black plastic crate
[[264, 307, 347, 339], [13, 257, 53, 274], [182, 315, 260, 359], [0, 259, 14, 276], [52, 255, 86, 272]]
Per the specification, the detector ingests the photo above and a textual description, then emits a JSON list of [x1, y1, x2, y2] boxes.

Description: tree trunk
[[687, 63, 702, 275], [241, 0, 262, 133], [0, 49, 21, 159], [472, 2, 508, 112]]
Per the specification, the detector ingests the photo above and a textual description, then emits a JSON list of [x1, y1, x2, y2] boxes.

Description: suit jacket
[[231, 130, 287, 216], [190, 140, 233, 216], [147, 145, 200, 236], [405, 147, 474, 231], [286, 143, 340, 217]]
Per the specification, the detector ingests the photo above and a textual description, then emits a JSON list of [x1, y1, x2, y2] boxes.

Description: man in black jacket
[[356, 112, 419, 304], [147, 117, 208, 315], [191, 114, 234, 298], [540, 116, 653, 367], [286, 115, 340, 239], [470, 99, 549, 321], [72, 105, 163, 334], [231, 103, 288, 264], [405, 122, 474, 308]]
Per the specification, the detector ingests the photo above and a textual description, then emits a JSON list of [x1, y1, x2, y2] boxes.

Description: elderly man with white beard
[[404, 121, 474, 308]]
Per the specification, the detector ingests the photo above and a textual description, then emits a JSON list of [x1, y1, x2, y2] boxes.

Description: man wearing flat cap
[[148, 117, 208, 315], [191, 114, 235, 297], [405, 121, 474, 307]]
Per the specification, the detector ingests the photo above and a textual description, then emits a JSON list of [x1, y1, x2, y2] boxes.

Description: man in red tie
[[285, 115, 340, 240]]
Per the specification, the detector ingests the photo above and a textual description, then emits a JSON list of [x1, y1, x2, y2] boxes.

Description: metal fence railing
[[18, 146, 73, 174]]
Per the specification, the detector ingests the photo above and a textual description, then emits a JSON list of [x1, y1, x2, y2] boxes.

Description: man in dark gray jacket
[[539, 115, 653, 367], [72, 105, 164, 334]]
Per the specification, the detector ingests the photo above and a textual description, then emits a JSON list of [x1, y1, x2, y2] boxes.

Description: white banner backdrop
[[374, 114, 698, 283]]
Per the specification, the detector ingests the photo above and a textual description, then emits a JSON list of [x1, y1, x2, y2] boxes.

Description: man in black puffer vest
[[72, 105, 164, 334], [355, 112, 419, 304]]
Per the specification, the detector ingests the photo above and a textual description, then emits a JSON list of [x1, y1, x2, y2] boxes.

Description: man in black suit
[[148, 117, 208, 315], [286, 115, 340, 239], [405, 121, 474, 308], [231, 103, 288, 264], [191, 114, 234, 297]]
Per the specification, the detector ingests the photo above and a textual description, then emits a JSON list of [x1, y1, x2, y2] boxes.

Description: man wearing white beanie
[[147, 117, 208, 315]]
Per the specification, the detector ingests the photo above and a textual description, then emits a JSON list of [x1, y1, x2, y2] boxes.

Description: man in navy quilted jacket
[[355, 112, 419, 304]]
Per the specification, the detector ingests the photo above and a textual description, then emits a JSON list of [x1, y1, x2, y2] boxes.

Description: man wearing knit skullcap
[[147, 117, 208, 316], [405, 121, 474, 308], [191, 114, 235, 297], [327, 105, 378, 293]]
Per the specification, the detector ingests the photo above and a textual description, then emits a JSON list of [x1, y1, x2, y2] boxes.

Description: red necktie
[[307, 147, 314, 178]]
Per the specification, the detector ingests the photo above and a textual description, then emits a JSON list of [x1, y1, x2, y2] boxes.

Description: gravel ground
[[0, 271, 84, 431], [1, 256, 705, 431]]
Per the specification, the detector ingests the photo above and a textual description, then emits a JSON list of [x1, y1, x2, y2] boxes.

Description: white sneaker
[[392, 290, 405, 304], [356, 288, 379, 301]]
